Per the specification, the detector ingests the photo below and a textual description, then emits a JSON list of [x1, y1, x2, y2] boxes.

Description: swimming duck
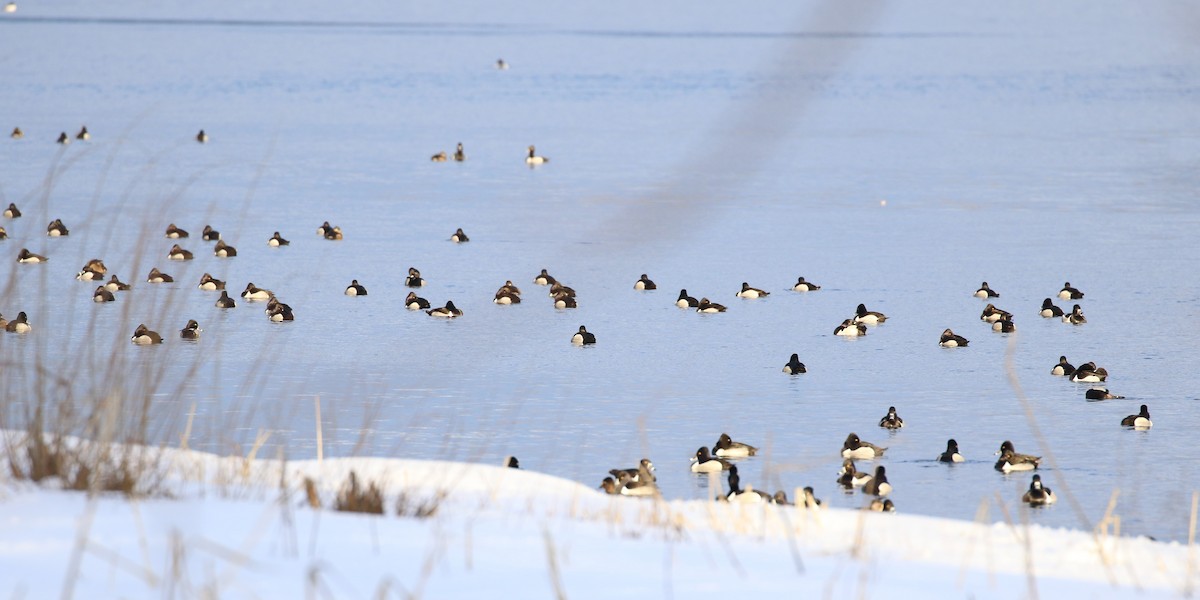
[[992, 318, 1016, 333], [533, 269, 557, 286], [792, 276, 821, 292], [146, 268, 173, 283], [1063, 304, 1086, 325], [215, 291, 236, 308], [405, 292, 431, 310], [9, 127, 21, 139], [1051, 356, 1076, 377], [201, 225, 220, 241], [0, 226, 6, 239], [676, 289, 699, 308], [497, 280, 522, 297], [405, 267, 425, 288], [197, 273, 225, 291], [180, 319, 201, 340], [712, 433, 758, 458], [725, 465, 771, 503], [241, 282, 273, 301], [938, 328, 969, 347], [130, 323, 162, 345], [92, 286, 115, 303], [76, 258, 107, 280], [165, 223, 189, 238], [453, 143, 466, 162], [619, 472, 658, 497], [994, 441, 1040, 472], [691, 446, 732, 473], [837, 458, 872, 487], [268, 231, 290, 246], [4, 311, 30, 333], [317, 221, 333, 237], [495, 59, 508, 70], [3, 203, 19, 218], [17, 248, 47, 263], [736, 282, 769, 299], [268, 301, 295, 322], [1022, 474, 1056, 506], [974, 282, 999, 298], [599, 477, 618, 495], [842, 433, 886, 459], [979, 303, 1011, 323], [427, 301, 462, 318], [75, 126, 89, 141], [345, 280, 368, 296], [553, 293, 577, 309], [430, 151, 448, 162], [56, 132, 69, 145], [782, 353, 806, 374], [800, 487, 822, 509], [1040, 298, 1064, 318], [772, 490, 792, 506], [196, 130, 208, 143], [525, 145, 548, 165], [1070, 362, 1107, 382], [327, 225, 343, 240], [213, 240, 237, 257], [853, 303, 887, 325], [696, 297, 727, 313], [610, 458, 655, 484], [450, 228, 469, 243], [1085, 387, 1124, 401], [1121, 405, 1152, 428], [494, 290, 521, 304], [571, 325, 596, 345], [168, 244, 194, 260], [105, 275, 130, 292], [834, 319, 866, 337], [503, 456, 519, 469], [938, 439, 964, 463], [1058, 282, 1084, 300], [46, 219, 69, 236], [548, 282, 576, 298], [878, 406, 904, 429], [863, 466, 892, 497], [868, 499, 896, 512], [634, 274, 656, 290]]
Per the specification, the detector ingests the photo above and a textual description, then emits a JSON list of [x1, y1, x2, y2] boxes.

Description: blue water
[[2, 1, 1199, 540]]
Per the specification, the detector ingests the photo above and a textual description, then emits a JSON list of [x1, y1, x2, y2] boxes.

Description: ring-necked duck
[[1022, 474, 1056, 506], [196, 130, 208, 143], [863, 466, 892, 497], [783, 353, 806, 374], [406, 292, 431, 310], [17, 248, 48, 263], [696, 297, 727, 313], [571, 325, 596, 345], [92, 286, 115, 303], [842, 433, 886, 459], [453, 143, 466, 162], [736, 282, 769, 299], [834, 319, 866, 337], [676, 289, 698, 308], [450, 228, 469, 243], [994, 441, 1040, 472], [1121, 405, 1152, 428], [980, 303, 1011, 323], [46, 219, 69, 236], [268, 231, 290, 246], [939, 328, 969, 347], [241, 282, 273, 301], [146, 268, 173, 283], [691, 446, 731, 473], [215, 291, 236, 308], [712, 433, 758, 457], [1063, 304, 1086, 325], [165, 223, 189, 238], [533, 269, 556, 286], [131, 323, 163, 345], [168, 244, 194, 260], [974, 282, 999, 298], [1058, 282, 1084, 300], [345, 280, 368, 296], [202, 225, 221, 241], [180, 320, 201, 340], [878, 406, 904, 429], [1085, 387, 1124, 401], [213, 240, 237, 257], [198, 273, 226, 291], [525, 145, 548, 165], [105, 275, 130, 292], [427, 301, 462, 318], [1040, 298, 1064, 318], [1051, 356, 1075, 377], [938, 439, 964, 463], [634, 274, 656, 290], [792, 277, 820, 292], [853, 303, 886, 325]]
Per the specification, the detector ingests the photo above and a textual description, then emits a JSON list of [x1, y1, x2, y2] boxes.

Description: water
[[2, 1, 1199, 541]]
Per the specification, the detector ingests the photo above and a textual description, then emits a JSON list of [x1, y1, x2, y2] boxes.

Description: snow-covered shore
[[0, 439, 1192, 598]]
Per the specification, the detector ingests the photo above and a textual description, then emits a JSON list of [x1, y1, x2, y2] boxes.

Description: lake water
[[2, 1, 1199, 541]]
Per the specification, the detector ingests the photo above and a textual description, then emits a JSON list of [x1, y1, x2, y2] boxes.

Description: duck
[[792, 276, 821, 292], [994, 441, 1040, 472], [1058, 282, 1084, 300], [213, 240, 237, 257], [863, 466, 892, 496], [4, 312, 30, 333], [0, 226, 6, 239], [676, 289, 699, 308], [1121, 405, 1152, 428], [1070, 362, 1108, 382], [75, 258, 107, 280], [494, 290, 522, 304], [834, 319, 866, 337], [938, 439, 964, 463], [553, 293, 577, 309], [772, 490, 792, 506], [241, 282, 273, 301], [782, 353, 806, 374], [168, 244, 194, 260], [1063, 304, 1086, 325], [317, 221, 333, 237], [1051, 356, 1076, 377], [691, 446, 732, 473], [146, 268, 173, 283], [497, 280, 522, 297], [842, 433, 886, 459], [1022, 474, 1056, 506], [196, 130, 208, 143], [533, 269, 557, 286], [974, 282, 999, 298], [837, 458, 872, 487], [75, 126, 89, 141], [267, 301, 295, 322], [450, 228, 469, 243], [165, 223, 189, 238], [326, 225, 344, 240], [268, 231, 290, 246], [525, 145, 549, 165], [853, 303, 887, 325], [938, 328, 969, 347], [979, 303, 1011, 323], [105, 275, 130, 292], [726, 465, 771, 503], [46, 219, 69, 236], [453, 143, 466, 162], [92, 286, 115, 303], [405, 292, 431, 310], [571, 325, 596, 345], [634, 274, 656, 290], [427, 301, 462, 318], [1086, 387, 1124, 401], [619, 472, 658, 497], [599, 477, 619, 495], [179, 320, 202, 340], [503, 456, 519, 469], [56, 132, 69, 145], [130, 323, 163, 345], [201, 225, 221, 241], [9, 127, 21, 139], [214, 291, 236, 308], [696, 297, 727, 313], [430, 151, 448, 162], [197, 273, 226, 291], [548, 282, 576, 298], [495, 58, 509, 70], [992, 318, 1016, 333], [1040, 298, 1064, 318], [405, 267, 425, 288], [878, 406, 904, 429], [17, 248, 48, 263], [868, 499, 896, 512], [712, 433, 758, 458], [610, 458, 655, 484], [345, 280, 368, 296], [736, 282, 769, 299], [800, 487, 822, 509], [3, 203, 19, 218]]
